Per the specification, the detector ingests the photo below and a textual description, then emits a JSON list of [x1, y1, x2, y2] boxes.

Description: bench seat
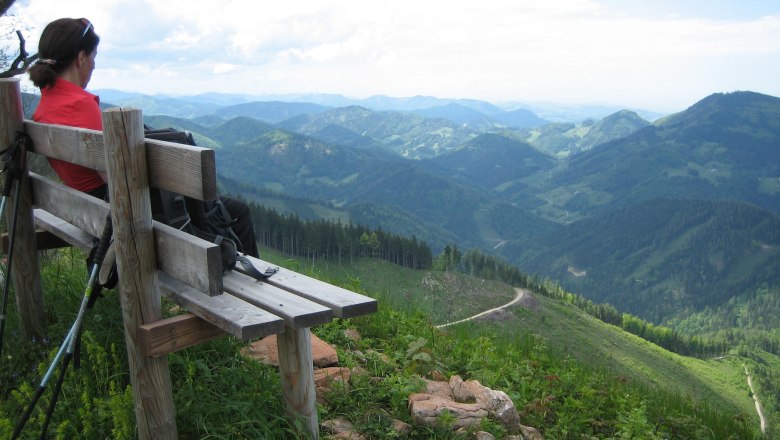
[[32, 207, 377, 351]]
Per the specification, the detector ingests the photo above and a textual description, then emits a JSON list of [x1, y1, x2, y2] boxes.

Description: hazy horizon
[[9, 0, 779, 114]]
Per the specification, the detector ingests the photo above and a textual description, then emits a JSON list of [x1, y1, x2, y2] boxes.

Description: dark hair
[[28, 18, 100, 89]]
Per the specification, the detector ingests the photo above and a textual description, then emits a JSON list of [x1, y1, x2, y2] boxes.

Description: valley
[[106, 90, 780, 327], [83, 88, 780, 435]]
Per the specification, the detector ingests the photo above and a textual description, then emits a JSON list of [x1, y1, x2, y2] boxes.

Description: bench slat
[[158, 272, 285, 340], [139, 313, 225, 357], [32, 211, 285, 340], [31, 180, 223, 296], [31, 171, 110, 237], [33, 209, 95, 251], [222, 272, 333, 329], [246, 256, 378, 318], [154, 222, 223, 297], [24, 120, 217, 201]]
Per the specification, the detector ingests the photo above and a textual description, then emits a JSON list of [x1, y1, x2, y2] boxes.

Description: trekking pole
[[12, 213, 113, 440], [0, 132, 28, 358]]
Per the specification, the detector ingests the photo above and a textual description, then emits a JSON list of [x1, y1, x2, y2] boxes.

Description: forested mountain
[[517, 109, 651, 157], [508, 198, 780, 322], [277, 105, 478, 158], [577, 109, 651, 151], [124, 90, 780, 330], [540, 91, 780, 220], [215, 101, 330, 123], [424, 133, 556, 190]]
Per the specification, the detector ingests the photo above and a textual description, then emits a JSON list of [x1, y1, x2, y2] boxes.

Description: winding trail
[[436, 288, 528, 328], [744, 365, 767, 435]]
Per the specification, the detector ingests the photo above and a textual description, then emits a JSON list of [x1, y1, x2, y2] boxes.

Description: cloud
[[7, 0, 780, 111]]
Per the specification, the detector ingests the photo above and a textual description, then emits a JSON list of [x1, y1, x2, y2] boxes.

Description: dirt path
[[744, 365, 767, 435], [436, 288, 529, 329]]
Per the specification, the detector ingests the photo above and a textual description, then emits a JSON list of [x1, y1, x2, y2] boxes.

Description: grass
[[269, 249, 761, 429], [0, 247, 765, 439]]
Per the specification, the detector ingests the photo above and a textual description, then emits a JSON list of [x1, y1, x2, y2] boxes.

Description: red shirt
[[32, 78, 105, 193]]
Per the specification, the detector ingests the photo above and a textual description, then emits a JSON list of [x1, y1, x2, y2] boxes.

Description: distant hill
[[489, 107, 548, 128], [520, 110, 650, 158], [277, 105, 478, 158], [216, 101, 330, 123], [425, 133, 556, 190], [577, 109, 651, 151], [126, 89, 780, 330], [540, 91, 780, 219], [97, 90, 220, 118], [510, 198, 780, 323], [413, 103, 489, 124]]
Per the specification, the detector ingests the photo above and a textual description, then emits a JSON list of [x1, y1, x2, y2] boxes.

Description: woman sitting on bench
[[27, 17, 258, 258]]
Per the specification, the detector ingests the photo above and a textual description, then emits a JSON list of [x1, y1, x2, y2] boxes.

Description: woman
[[28, 17, 106, 199], [27, 18, 259, 257]]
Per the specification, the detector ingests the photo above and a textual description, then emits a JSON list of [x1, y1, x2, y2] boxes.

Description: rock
[[344, 328, 361, 342], [408, 393, 489, 430], [521, 424, 544, 440], [391, 418, 412, 436], [241, 332, 339, 367], [449, 375, 522, 434], [321, 418, 367, 440], [314, 367, 351, 403], [431, 369, 447, 381], [475, 431, 496, 440], [322, 418, 353, 434], [423, 378, 454, 399], [408, 375, 533, 437]]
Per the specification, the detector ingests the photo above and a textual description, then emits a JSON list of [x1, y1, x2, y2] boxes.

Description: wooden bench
[[0, 78, 376, 440]]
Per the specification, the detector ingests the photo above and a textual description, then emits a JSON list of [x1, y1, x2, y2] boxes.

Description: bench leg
[[277, 326, 319, 440]]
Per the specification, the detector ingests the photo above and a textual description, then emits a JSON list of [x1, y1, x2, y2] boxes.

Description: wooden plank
[[30, 174, 222, 296], [158, 272, 285, 340], [139, 313, 225, 358], [146, 138, 217, 201], [277, 327, 319, 439], [30, 172, 109, 237], [0, 78, 45, 339], [245, 255, 377, 318], [24, 120, 217, 201], [103, 106, 177, 439], [24, 121, 105, 170], [1, 229, 71, 252], [34, 208, 287, 340], [154, 222, 223, 297], [33, 209, 93, 252], [222, 271, 333, 329]]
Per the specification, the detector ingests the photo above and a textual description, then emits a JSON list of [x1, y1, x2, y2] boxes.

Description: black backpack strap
[[157, 190, 192, 231], [234, 255, 278, 280]]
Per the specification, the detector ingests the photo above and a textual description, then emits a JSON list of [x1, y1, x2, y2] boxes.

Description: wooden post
[[0, 78, 44, 339], [102, 107, 178, 439], [277, 327, 319, 439]]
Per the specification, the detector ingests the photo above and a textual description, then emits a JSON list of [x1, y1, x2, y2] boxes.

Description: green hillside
[[542, 91, 780, 218], [509, 198, 780, 323], [426, 133, 557, 190], [266, 250, 766, 437], [516, 109, 649, 158], [278, 105, 479, 158], [0, 246, 767, 438], [141, 91, 780, 337]]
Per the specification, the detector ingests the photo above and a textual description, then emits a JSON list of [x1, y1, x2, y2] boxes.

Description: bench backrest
[[24, 120, 225, 296]]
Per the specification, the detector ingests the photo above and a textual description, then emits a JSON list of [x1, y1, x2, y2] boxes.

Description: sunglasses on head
[[80, 18, 93, 38]]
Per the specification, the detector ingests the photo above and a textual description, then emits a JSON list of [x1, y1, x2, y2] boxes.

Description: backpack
[[144, 126, 277, 280]]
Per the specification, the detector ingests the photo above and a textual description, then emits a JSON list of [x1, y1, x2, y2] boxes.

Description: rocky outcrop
[[241, 332, 339, 367], [408, 375, 542, 438], [244, 330, 542, 439]]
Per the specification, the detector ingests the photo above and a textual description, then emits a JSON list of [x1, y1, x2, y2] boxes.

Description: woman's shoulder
[[34, 80, 102, 129]]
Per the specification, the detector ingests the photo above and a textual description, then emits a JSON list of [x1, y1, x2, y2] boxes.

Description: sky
[[3, 0, 780, 113]]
